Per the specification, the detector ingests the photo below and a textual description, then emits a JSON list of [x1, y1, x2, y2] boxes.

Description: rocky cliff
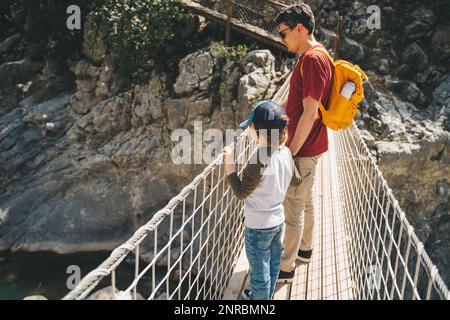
[[0, 24, 283, 254]]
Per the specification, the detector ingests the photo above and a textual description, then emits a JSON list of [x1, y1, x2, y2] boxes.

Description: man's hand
[[223, 145, 236, 175], [289, 96, 320, 156]]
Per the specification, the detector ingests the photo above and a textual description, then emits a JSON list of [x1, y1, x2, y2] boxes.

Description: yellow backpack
[[300, 47, 369, 130]]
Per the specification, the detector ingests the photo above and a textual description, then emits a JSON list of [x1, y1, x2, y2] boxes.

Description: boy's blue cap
[[239, 100, 288, 129]]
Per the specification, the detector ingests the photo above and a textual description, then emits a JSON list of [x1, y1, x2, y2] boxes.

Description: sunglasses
[[278, 26, 293, 40]]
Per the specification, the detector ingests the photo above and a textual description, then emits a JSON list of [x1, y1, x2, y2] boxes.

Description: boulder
[[0, 59, 41, 88], [23, 295, 48, 300], [166, 98, 189, 130], [411, 7, 437, 26], [432, 26, 450, 61], [386, 79, 426, 106], [174, 51, 215, 95], [240, 50, 275, 76], [188, 96, 211, 121], [319, 27, 364, 62], [433, 75, 450, 106], [402, 43, 429, 71], [376, 59, 391, 75], [415, 65, 445, 85], [87, 286, 144, 300], [350, 18, 369, 40], [0, 33, 21, 54], [404, 21, 430, 40]]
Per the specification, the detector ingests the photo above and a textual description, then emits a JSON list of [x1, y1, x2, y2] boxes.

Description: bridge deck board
[[276, 131, 353, 300]]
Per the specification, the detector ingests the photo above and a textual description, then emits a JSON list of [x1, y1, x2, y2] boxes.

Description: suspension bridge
[[63, 0, 449, 300]]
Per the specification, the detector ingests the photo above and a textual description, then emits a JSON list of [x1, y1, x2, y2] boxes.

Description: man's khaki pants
[[280, 155, 321, 272]]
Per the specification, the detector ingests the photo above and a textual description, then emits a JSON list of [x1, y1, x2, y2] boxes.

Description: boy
[[223, 100, 301, 300]]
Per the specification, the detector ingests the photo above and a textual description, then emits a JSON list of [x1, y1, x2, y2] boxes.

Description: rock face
[[0, 43, 278, 255]]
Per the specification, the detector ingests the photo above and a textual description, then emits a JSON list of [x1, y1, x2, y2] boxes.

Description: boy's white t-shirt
[[243, 146, 294, 229]]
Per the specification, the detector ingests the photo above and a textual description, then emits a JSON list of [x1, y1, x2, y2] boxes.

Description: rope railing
[[335, 124, 449, 300], [62, 134, 256, 300], [63, 67, 448, 300]]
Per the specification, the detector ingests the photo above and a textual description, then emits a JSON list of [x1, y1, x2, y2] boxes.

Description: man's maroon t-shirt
[[285, 44, 333, 157]]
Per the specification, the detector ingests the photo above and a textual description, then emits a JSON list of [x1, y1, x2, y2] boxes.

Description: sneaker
[[276, 269, 295, 283], [240, 289, 252, 300], [297, 249, 313, 263]]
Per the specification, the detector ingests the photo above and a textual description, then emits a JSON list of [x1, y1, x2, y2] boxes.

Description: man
[[275, 3, 333, 282]]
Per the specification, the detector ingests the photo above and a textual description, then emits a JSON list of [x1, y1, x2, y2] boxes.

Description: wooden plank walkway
[[274, 131, 353, 300], [224, 131, 354, 300]]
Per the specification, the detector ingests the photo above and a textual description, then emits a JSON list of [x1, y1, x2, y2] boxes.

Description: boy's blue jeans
[[244, 223, 284, 300]]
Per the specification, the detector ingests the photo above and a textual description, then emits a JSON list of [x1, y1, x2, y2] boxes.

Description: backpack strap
[[301, 47, 368, 84], [299, 46, 334, 113], [299, 46, 333, 78]]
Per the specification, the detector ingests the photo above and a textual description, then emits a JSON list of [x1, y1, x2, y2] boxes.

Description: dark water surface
[[0, 251, 116, 300], [1, 250, 205, 300]]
